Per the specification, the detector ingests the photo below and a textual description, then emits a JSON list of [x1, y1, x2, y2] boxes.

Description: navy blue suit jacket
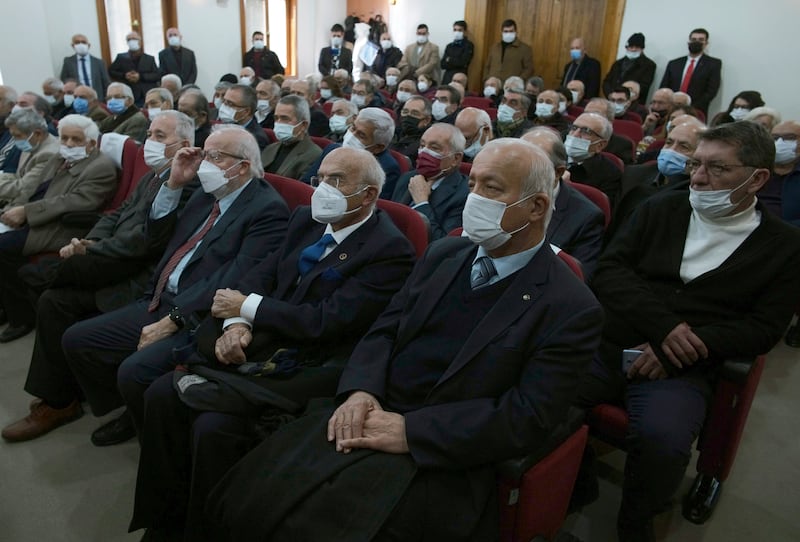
[[391, 169, 468, 240], [300, 143, 401, 200], [547, 181, 605, 280]]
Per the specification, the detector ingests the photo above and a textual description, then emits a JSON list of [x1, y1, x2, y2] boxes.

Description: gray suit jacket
[[60, 54, 112, 100], [261, 137, 322, 180], [0, 134, 60, 205]]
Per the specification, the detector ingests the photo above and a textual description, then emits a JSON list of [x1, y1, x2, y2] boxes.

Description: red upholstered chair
[[390, 149, 412, 175], [567, 105, 584, 117], [322, 101, 333, 117], [462, 96, 493, 109], [380, 107, 397, 121], [644, 139, 665, 155], [263, 128, 277, 144], [310, 136, 333, 150], [566, 179, 611, 229], [618, 111, 643, 124], [263, 173, 313, 210], [105, 136, 144, 213], [376, 199, 429, 258], [612, 119, 644, 144], [459, 162, 472, 176], [587, 354, 768, 525], [601, 151, 625, 175], [486, 107, 498, 121]]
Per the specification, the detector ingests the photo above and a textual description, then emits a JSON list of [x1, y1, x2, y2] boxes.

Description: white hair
[[356, 107, 395, 148], [58, 113, 100, 141], [210, 124, 263, 176], [161, 74, 183, 88], [156, 110, 195, 145], [108, 82, 134, 100]]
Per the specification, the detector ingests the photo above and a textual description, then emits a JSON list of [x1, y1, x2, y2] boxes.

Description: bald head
[[522, 127, 567, 185]]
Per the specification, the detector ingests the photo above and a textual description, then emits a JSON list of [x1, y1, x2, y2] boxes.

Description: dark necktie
[[564, 62, 578, 85], [148, 202, 221, 312], [471, 256, 497, 289], [79, 56, 90, 86], [297, 233, 336, 276]]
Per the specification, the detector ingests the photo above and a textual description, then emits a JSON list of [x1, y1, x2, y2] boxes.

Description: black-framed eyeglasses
[[568, 124, 602, 139], [685, 159, 753, 177], [310, 175, 348, 188], [773, 134, 799, 142], [203, 150, 246, 163]]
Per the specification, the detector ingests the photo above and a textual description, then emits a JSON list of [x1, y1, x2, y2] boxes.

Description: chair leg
[[682, 473, 722, 524]]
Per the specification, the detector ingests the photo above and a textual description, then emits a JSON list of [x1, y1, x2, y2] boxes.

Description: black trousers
[[130, 372, 255, 542], [0, 227, 35, 327]]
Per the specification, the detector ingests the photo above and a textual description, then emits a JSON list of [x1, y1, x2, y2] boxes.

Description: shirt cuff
[[240, 293, 264, 322], [150, 182, 182, 219], [411, 201, 430, 210], [223, 317, 251, 330]]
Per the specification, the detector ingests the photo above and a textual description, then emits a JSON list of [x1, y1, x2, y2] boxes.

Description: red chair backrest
[[263, 128, 277, 144], [566, 179, 611, 229], [263, 173, 313, 210], [485, 107, 498, 121], [645, 139, 665, 155], [380, 107, 397, 121], [554, 248, 584, 281], [376, 199, 429, 258], [390, 149, 412, 175], [567, 105, 584, 117], [322, 102, 333, 117], [615, 133, 637, 163], [310, 136, 333, 150], [459, 162, 472, 176], [619, 111, 643, 124], [612, 119, 644, 144], [107, 139, 147, 213], [462, 96, 493, 110], [601, 151, 625, 174]]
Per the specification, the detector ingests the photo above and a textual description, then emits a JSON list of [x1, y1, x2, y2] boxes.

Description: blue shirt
[[472, 238, 545, 286]]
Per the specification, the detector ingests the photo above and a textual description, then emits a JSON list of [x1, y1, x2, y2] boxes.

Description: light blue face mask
[[73, 97, 90, 114], [657, 148, 689, 177], [107, 98, 127, 114], [14, 133, 35, 152]]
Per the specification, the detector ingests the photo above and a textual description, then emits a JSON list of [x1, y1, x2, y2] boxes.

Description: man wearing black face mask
[[392, 96, 432, 166], [659, 28, 722, 116]]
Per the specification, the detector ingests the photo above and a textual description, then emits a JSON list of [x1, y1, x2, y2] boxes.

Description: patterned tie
[[297, 233, 336, 276], [79, 56, 90, 87], [680, 58, 695, 93], [148, 202, 221, 312], [470, 256, 497, 289]]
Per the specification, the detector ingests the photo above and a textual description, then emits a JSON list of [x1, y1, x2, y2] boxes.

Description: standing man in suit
[[440, 20, 474, 85], [659, 28, 722, 116], [602, 33, 656, 105], [371, 32, 403, 79], [60, 34, 112, 101], [576, 121, 800, 541], [262, 95, 322, 179], [318, 24, 353, 76], [57, 125, 290, 445], [158, 28, 198, 85], [392, 123, 468, 239], [205, 138, 604, 541], [0, 111, 198, 443], [243, 31, 285, 81], [398, 24, 441, 84], [522, 127, 605, 280], [109, 31, 160, 107], [562, 37, 601, 99], [483, 19, 534, 83]]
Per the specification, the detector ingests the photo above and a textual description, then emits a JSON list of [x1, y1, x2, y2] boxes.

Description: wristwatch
[[168, 306, 186, 329]]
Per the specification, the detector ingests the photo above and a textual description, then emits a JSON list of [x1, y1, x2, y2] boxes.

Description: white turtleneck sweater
[[680, 199, 761, 283]]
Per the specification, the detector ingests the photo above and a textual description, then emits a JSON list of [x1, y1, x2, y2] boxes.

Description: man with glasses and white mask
[[565, 111, 622, 205], [218, 84, 269, 150], [126, 147, 415, 541], [455, 107, 493, 163], [575, 121, 800, 541], [54, 125, 290, 447], [261, 95, 322, 179]]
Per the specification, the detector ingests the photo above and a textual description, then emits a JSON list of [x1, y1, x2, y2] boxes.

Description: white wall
[[387, 0, 466, 68], [296, 0, 347, 78], [619, 0, 800, 120]]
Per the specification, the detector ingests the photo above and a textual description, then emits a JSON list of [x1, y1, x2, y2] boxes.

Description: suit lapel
[[547, 184, 569, 237], [262, 143, 279, 168]]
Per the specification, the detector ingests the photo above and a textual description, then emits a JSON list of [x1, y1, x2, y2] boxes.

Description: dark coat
[[547, 181, 605, 280], [562, 55, 602, 99], [391, 168, 468, 240], [602, 54, 657, 103], [659, 54, 722, 114], [158, 46, 197, 84], [243, 48, 285, 79], [108, 52, 160, 105]]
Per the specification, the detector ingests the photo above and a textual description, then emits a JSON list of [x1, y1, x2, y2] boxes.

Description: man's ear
[[747, 168, 772, 193], [528, 193, 550, 222]]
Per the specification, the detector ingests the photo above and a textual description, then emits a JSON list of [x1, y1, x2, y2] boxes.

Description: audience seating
[[263, 128, 276, 144], [462, 96, 493, 110], [618, 111, 643, 124], [310, 136, 334, 150], [380, 107, 397, 121], [616, 133, 637, 163], [322, 101, 333, 117], [458, 162, 472, 176], [601, 151, 625, 174], [264, 173, 313, 210], [566, 180, 611, 229], [612, 119, 644, 144], [390, 149, 413, 175], [587, 354, 768, 525], [486, 107, 498, 121], [644, 139, 665, 155]]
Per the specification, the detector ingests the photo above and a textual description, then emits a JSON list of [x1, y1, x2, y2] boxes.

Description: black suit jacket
[[659, 54, 722, 114], [243, 48, 285, 79], [144, 178, 289, 315], [595, 192, 800, 375], [547, 181, 605, 280], [60, 54, 112, 100], [602, 54, 657, 103], [562, 55, 601, 99], [318, 47, 353, 75], [392, 169, 468, 240], [568, 153, 623, 206], [158, 46, 198, 84], [108, 52, 160, 105]]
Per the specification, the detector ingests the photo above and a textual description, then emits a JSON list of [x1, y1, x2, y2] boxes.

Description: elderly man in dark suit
[[392, 123, 468, 239], [158, 27, 198, 85], [576, 121, 800, 541], [109, 31, 160, 107], [1, 111, 197, 443], [205, 138, 604, 541], [127, 147, 416, 541], [261, 95, 321, 179], [60, 34, 112, 101], [566, 112, 623, 207], [54, 125, 290, 446], [561, 37, 601, 99], [0, 114, 117, 343], [659, 28, 722, 116], [523, 127, 604, 280]]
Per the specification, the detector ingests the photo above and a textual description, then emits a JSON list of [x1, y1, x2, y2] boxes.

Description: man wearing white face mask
[[57, 124, 290, 447], [238, 67, 257, 88], [202, 138, 602, 541], [323, 98, 358, 143], [602, 33, 656, 106], [759, 121, 800, 226], [392, 123, 468, 239], [371, 33, 402, 79], [254, 79, 280, 129], [576, 121, 800, 542], [494, 88, 532, 138], [144, 87, 173, 123], [60, 34, 111, 101], [483, 19, 534, 83], [128, 147, 415, 540], [0, 111, 198, 442], [0, 114, 116, 343], [319, 24, 354, 76], [398, 24, 441, 83], [109, 31, 159, 107], [531, 89, 570, 137], [455, 107, 492, 163], [243, 31, 285, 81], [431, 85, 461, 124], [158, 27, 198, 85], [565, 112, 621, 205], [262, 95, 321, 179]]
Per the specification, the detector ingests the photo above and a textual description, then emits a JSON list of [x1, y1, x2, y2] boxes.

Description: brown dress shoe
[[2, 400, 83, 442]]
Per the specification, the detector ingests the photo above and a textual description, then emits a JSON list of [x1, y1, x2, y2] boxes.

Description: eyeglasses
[[685, 159, 753, 177], [773, 134, 799, 141], [203, 150, 245, 163], [220, 100, 244, 110], [568, 124, 602, 139], [310, 175, 348, 188]]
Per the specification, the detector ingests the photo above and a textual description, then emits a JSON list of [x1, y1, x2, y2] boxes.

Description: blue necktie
[[470, 256, 497, 289], [297, 233, 336, 276], [79, 56, 90, 87]]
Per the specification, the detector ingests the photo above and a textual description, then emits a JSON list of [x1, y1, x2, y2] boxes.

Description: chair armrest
[[719, 356, 757, 384]]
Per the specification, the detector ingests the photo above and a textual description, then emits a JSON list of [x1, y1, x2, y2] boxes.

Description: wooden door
[[465, 0, 625, 92], [347, 0, 390, 24]]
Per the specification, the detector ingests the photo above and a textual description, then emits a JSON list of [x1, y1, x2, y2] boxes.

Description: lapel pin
[[339, 253, 348, 260], [522, 294, 531, 301]]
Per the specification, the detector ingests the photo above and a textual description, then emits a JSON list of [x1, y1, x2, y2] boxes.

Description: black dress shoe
[[0, 323, 34, 343], [91, 410, 136, 446]]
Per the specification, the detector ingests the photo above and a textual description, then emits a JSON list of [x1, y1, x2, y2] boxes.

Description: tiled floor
[[1, 332, 798, 541]]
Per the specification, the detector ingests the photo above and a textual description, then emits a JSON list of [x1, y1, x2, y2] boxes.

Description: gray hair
[[523, 126, 567, 168], [0, 85, 19, 106], [156, 110, 195, 145], [504, 76, 525, 91], [583, 112, 612, 140], [147, 88, 174, 108], [43, 77, 64, 91], [210, 124, 264, 176], [431, 122, 466, 153], [587, 97, 614, 122], [356, 107, 394, 148], [5, 108, 47, 134], [161, 73, 183, 88], [279, 94, 310, 123], [214, 81, 233, 92], [346, 147, 385, 192], [330, 98, 358, 117], [58, 113, 100, 141], [744, 106, 782, 130], [108, 82, 134, 100], [527, 76, 544, 90], [77, 85, 98, 101], [407, 95, 432, 117], [20, 92, 52, 117]]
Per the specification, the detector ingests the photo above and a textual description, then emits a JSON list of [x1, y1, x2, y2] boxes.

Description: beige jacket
[[398, 41, 441, 82], [483, 39, 534, 82], [0, 133, 60, 206]]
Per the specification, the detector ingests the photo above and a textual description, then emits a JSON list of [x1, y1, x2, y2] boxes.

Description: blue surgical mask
[[14, 133, 35, 152], [497, 104, 516, 124], [570, 49, 582, 61], [73, 97, 90, 115], [107, 98, 127, 114], [657, 148, 689, 177]]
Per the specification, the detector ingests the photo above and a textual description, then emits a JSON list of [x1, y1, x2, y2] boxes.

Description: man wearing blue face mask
[[576, 121, 800, 541], [261, 95, 321, 179], [759, 121, 800, 227], [530, 89, 570, 138], [602, 33, 656, 104], [561, 37, 601, 99], [72, 85, 110, 124], [203, 138, 603, 541], [98, 83, 147, 143], [60, 34, 112, 101], [0, 110, 59, 206]]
